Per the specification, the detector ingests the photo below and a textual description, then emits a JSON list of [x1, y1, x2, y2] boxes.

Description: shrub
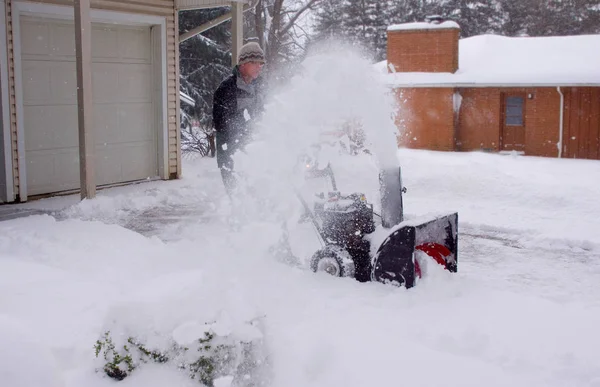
[[94, 321, 265, 386]]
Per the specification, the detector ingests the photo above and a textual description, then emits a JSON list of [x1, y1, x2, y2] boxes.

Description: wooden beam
[[74, 0, 96, 199], [231, 1, 243, 66], [179, 5, 249, 43]]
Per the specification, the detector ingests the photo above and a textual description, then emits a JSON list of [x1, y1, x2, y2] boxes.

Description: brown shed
[[382, 21, 600, 160]]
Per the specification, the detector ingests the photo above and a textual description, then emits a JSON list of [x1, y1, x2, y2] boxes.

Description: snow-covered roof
[[387, 21, 460, 32], [176, 0, 252, 10], [380, 34, 600, 87]]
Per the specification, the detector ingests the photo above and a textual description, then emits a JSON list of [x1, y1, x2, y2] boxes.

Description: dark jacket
[[212, 66, 265, 169]]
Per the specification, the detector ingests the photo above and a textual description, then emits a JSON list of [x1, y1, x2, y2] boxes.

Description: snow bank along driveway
[[1, 149, 600, 387]]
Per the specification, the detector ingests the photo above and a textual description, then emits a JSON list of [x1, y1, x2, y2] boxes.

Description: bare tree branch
[[280, 0, 321, 36]]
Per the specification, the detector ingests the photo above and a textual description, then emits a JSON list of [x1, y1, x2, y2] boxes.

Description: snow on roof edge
[[381, 81, 600, 88], [387, 21, 460, 32], [375, 33, 600, 85]]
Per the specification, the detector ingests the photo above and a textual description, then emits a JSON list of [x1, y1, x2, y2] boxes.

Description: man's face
[[240, 61, 264, 81]]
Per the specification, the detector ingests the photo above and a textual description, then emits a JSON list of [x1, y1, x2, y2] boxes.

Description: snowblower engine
[[310, 191, 376, 282], [314, 192, 376, 245]]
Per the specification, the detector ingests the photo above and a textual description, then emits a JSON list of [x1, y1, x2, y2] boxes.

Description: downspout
[[556, 86, 564, 158]]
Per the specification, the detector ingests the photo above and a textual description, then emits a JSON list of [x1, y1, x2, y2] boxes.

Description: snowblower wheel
[[310, 245, 355, 278]]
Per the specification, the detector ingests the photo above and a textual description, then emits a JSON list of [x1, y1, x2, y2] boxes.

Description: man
[[212, 42, 266, 196]]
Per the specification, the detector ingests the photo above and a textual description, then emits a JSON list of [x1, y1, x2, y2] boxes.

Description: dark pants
[[220, 163, 237, 198]]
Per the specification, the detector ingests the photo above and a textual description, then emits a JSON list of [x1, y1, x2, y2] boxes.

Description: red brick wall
[[456, 89, 501, 152], [456, 87, 561, 157], [395, 88, 456, 151], [387, 28, 459, 73], [524, 88, 561, 157]]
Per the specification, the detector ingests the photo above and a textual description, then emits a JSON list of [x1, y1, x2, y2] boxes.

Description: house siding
[[395, 88, 456, 151], [6, 0, 18, 197], [5, 0, 180, 198]]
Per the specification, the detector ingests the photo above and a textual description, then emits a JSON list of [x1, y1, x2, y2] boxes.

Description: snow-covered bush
[[94, 320, 267, 386], [180, 111, 215, 159]]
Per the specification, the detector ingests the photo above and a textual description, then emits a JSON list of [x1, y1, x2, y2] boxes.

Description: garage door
[[20, 16, 157, 196]]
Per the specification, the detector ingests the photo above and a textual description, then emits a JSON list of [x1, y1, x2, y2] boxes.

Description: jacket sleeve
[[212, 84, 228, 134]]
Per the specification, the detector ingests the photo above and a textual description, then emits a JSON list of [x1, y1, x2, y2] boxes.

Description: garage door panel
[[118, 104, 153, 143], [119, 65, 152, 102], [24, 105, 78, 151], [20, 20, 50, 56], [93, 104, 119, 145], [22, 62, 52, 103], [94, 104, 153, 145], [21, 18, 76, 59], [51, 23, 76, 58], [92, 63, 152, 103], [50, 62, 78, 103], [95, 146, 122, 186], [21, 16, 158, 196], [26, 148, 79, 195], [23, 61, 77, 105], [92, 26, 119, 60], [119, 28, 151, 61], [95, 142, 156, 185], [120, 142, 157, 181], [92, 63, 120, 103]]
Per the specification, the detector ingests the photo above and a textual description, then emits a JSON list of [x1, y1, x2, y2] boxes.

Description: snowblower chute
[[303, 164, 458, 289]]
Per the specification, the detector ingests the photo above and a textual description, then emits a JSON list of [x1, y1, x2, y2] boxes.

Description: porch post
[[231, 1, 243, 66], [74, 0, 96, 199]]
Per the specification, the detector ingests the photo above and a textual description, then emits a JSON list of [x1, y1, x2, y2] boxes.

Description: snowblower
[[297, 161, 458, 289]]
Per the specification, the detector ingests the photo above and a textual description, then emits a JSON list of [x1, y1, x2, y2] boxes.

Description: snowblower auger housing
[[304, 165, 459, 289], [371, 212, 458, 288]]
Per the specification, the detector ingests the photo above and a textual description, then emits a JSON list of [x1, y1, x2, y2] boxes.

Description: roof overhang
[[176, 0, 253, 10], [384, 83, 600, 88]]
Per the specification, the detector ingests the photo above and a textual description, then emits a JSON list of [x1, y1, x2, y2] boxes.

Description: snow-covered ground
[[2, 149, 600, 387], [2, 48, 600, 387]]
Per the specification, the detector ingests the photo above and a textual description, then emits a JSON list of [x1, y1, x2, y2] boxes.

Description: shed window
[[505, 96, 524, 126]]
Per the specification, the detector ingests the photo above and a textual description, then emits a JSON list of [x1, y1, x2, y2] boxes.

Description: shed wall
[[563, 87, 600, 160]]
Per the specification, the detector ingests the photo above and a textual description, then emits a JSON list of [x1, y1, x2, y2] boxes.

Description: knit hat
[[238, 42, 266, 66]]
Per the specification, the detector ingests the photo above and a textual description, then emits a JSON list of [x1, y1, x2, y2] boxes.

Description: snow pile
[[2, 148, 600, 386], [0, 315, 65, 387]]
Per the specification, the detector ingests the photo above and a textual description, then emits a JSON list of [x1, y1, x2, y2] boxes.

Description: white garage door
[[20, 16, 157, 196]]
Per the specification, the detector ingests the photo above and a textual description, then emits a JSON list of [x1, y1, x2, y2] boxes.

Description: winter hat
[[238, 42, 266, 66]]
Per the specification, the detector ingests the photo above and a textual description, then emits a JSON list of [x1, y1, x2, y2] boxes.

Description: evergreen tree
[[312, 0, 345, 41], [179, 8, 232, 128], [434, 0, 503, 37], [500, 0, 600, 37], [311, 0, 392, 61]]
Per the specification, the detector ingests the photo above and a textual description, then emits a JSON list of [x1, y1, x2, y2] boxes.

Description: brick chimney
[[386, 17, 460, 73]]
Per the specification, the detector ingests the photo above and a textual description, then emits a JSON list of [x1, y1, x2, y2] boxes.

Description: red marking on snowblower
[[414, 259, 422, 278], [415, 243, 452, 268]]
